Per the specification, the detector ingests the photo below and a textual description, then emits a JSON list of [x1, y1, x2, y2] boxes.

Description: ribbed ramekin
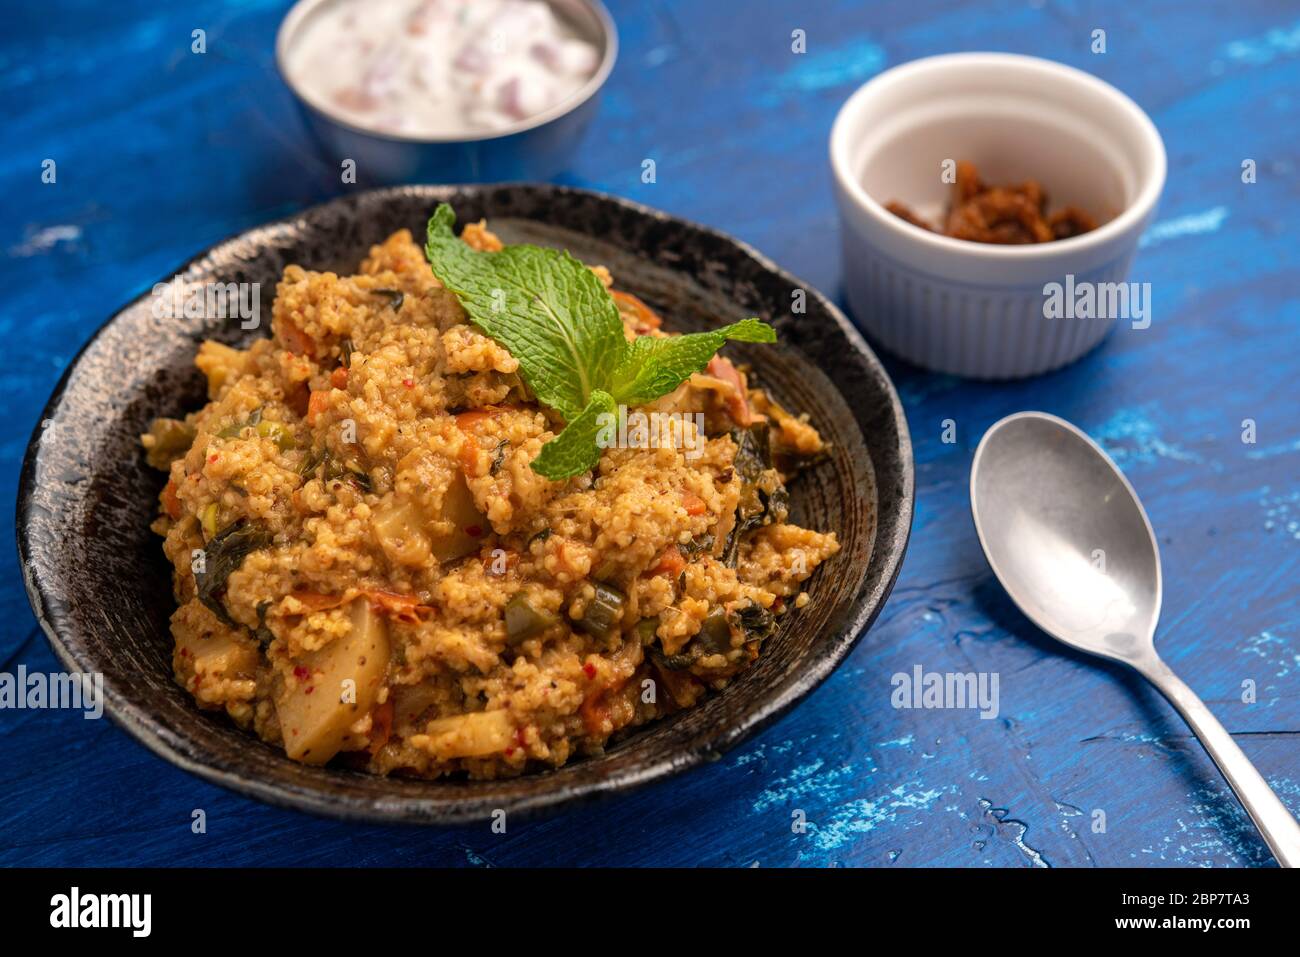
[[830, 53, 1166, 379]]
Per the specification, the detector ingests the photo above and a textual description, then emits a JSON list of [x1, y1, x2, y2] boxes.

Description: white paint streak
[[800, 783, 957, 854], [9, 224, 81, 257], [1242, 629, 1299, 678], [1260, 488, 1300, 540], [1139, 206, 1228, 248], [1247, 439, 1300, 460], [752, 759, 855, 813], [1094, 407, 1198, 467], [1223, 21, 1300, 65]]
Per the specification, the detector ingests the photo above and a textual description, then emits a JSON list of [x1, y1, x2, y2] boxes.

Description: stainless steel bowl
[[275, 0, 618, 184]]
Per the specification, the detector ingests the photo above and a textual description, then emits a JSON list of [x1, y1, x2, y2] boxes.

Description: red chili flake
[[293, 665, 311, 681], [403, 378, 415, 388], [208, 454, 219, 464], [305, 686, 315, 695], [465, 524, 483, 537], [504, 746, 516, 757], [515, 727, 527, 747], [583, 663, 597, 680]]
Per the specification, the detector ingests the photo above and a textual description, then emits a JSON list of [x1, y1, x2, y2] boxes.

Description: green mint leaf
[[423, 205, 777, 480], [530, 390, 618, 480], [425, 204, 625, 420], [609, 318, 776, 407]]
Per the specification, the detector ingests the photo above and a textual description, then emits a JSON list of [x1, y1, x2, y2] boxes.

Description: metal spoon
[[970, 410, 1300, 868]]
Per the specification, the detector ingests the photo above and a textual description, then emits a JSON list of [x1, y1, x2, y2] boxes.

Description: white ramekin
[[830, 53, 1166, 379]]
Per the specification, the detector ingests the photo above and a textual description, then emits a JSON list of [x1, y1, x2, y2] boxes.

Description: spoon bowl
[[971, 411, 1300, 867], [970, 411, 1161, 665]]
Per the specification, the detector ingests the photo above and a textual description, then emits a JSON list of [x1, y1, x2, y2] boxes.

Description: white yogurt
[[288, 0, 600, 138]]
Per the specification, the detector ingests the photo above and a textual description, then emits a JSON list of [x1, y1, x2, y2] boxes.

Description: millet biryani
[[142, 206, 839, 779]]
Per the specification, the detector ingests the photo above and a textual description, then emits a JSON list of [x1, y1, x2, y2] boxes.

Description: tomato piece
[[306, 390, 330, 426], [611, 289, 662, 330], [286, 383, 310, 418], [482, 549, 518, 575], [364, 589, 433, 624], [458, 437, 482, 477], [455, 410, 492, 432], [286, 588, 431, 624], [280, 319, 316, 358], [162, 479, 182, 519], [287, 590, 348, 612], [648, 544, 686, 578], [455, 406, 522, 433], [455, 406, 521, 478], [368, 699, 394, 754], [580, 691, 610, 736], [704, 355, 754, 426]]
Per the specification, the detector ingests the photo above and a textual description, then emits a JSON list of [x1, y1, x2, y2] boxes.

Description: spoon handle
[[1137, 657, 1300, 868]]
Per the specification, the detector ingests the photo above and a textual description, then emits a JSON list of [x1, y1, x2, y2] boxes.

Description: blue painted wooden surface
[[2, 0, 1297, 867]]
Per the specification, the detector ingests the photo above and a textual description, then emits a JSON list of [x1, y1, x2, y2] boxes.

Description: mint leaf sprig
[[425, 204, 775, 480]]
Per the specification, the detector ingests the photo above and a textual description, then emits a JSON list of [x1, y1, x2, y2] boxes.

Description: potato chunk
[[174, 624, 260, 710], [276, 599, 390, 764], [373, 474, 486, 567], [428, 473, 487, 563], [373, 499, 432, 567], [417, 710, 514, 760], [194, 340, 248, 398]]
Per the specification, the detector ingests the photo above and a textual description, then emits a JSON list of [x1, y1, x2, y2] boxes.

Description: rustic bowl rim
[[16, 184, 914, 823]]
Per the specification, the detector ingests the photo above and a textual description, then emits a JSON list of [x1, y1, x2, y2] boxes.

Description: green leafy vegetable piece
[[372, 288, 405, 312], [197, 519, 273, 628], [424, 205, 776, 480]]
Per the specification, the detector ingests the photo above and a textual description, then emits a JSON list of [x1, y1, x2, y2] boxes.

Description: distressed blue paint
[[773, 38, 887, 93], [1, 0, 1298, 868]]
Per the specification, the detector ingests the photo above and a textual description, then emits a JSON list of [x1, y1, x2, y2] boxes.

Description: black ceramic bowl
[[17, 185, 913, 823]]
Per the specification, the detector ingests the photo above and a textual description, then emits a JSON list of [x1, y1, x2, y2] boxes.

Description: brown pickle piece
[[886, 160, 1096, 244], [954, 159, 983, 202], [884, 201, 934, 231], [946, 189, 1053, 244], [1049, 205, 1099, 240]]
